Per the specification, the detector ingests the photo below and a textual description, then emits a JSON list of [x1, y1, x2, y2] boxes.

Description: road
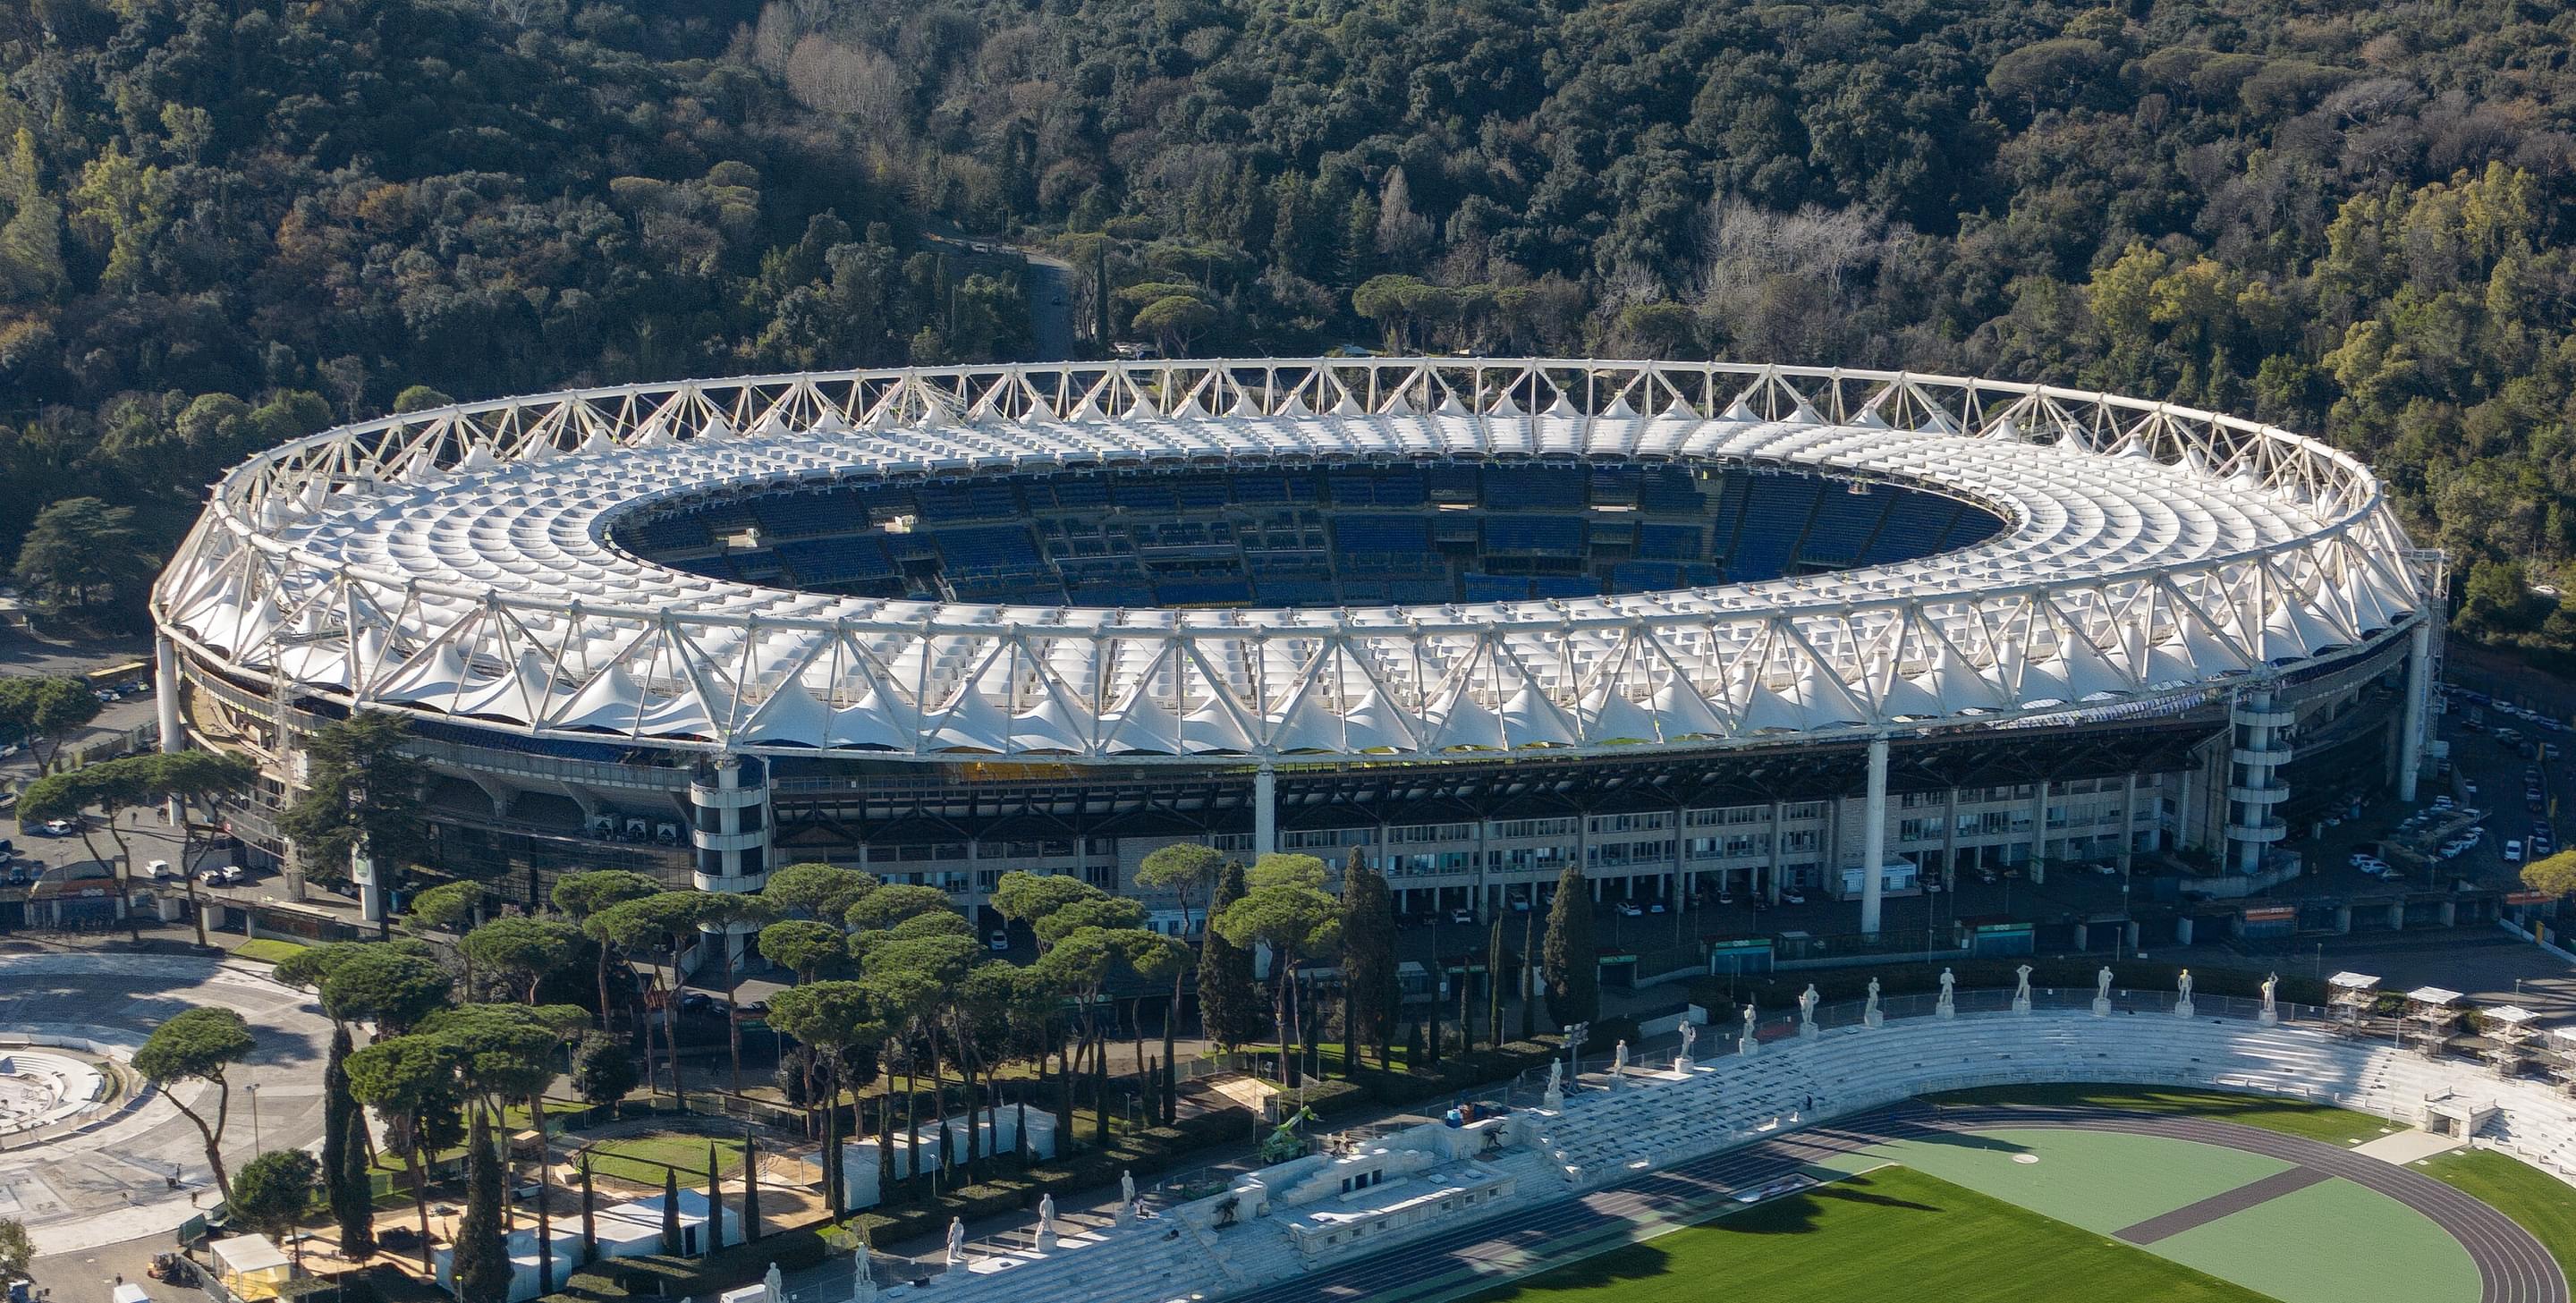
[[919, 227, 1076, 361]]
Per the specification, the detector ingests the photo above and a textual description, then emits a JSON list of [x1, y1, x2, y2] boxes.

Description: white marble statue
[[2178, 969, 2194, 1000], [1122, 1169, 1136, 1208], [1938, 968, 1955, 999], [1798, 984, 1819, 1022], [1037, 1192, 1058, 1249], [1679, 1021, 1698, 1060], [1741, 1001, 1758, 1040], [1545, 1058, 1563, 1095], [945, 1217, 967, 1265], [2097, 966, 2114, 1001], [2262, 972, 2278, 1013], [1936, 968, 1956, 1020], [765, 1263, 784, 1303], [1864, 977, 1883, 1027], [1613, 1040, 1628, 1072], [853, 1240, 877, 1303], [2013, 964, 2033, 1003]]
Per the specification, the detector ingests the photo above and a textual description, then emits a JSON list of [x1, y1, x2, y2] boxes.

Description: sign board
[[1597, 953, 1639, 967], [2507, 890, 2554, 906], [2241, 905, 2298, 922]]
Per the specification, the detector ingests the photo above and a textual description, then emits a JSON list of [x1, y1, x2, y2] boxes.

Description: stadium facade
[[150, 359, 2444, 949]]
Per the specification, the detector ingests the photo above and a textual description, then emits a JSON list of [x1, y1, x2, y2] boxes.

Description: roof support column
[[1861, 733, 1889, 936], [2398, 621, 2432, 803], [1252, 764, 1277, 858], [155, 632, 183, 755], [2028, 778, 2049, 884]]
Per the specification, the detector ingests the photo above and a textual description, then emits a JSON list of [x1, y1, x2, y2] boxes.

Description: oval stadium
[[148, 358, 2444, 942]]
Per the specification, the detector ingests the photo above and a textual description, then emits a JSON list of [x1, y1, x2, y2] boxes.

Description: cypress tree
[[741, 1130, 761, 1241], [1542, 863, 1599, 1028], [1339, 850, 1399, 1069], [659, 1164, 682, 1255], [1486, 917, 1506, 1051], [704, 1142, 723, 1257], [1198, 861, 1261, 1049], [321, 1024, 374, 1258], [456, 1112, 511, 1303], [579, 1159, 597, 1264], [1520, 899, 1538, 1040]]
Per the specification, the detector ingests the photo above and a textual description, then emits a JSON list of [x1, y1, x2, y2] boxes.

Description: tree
[[659, 1163, 682, 1254], [591, 892, 719, 1099], [1198, 860, 1261, 1049], [15, 759, 150, 939], [553, 869, 662, 1027], [569, 1030, 636, 1106], [230, 1149, 320, 1256], [1340, 850, 1399, 1067], [843, 884, 954, 935], [134, 1006, 256, 1197], [703, 1141, 723, 1258], [1542, 863, 1598, 1028], [2522, 850, 2576, 898], [455, 1111, 511, 1303], [741, 1130, 761, 1241], [462, 916, 582, 1002], [321, 1025, 373, 1259], [0, 676, 100, 772], [760, 862, 877, 923], [345, 1035, 464, 1270], [12, 496, 148, 613], [277, 711, 428, 889], [1213, 877, 1341, 1087], [318, 944, 453, 1036], [1136, 841, 1218, 1116], [1486, 916, 1506, 1051], [131, 749, 258, 945], [766, 979, 883, 1217], [758, 918, 847, 983], [0, 1219, 30, 1281]]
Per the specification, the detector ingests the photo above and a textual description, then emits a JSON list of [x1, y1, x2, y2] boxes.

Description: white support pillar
[[154, 632, 183, 754], [1252, 765, 1277, 858], [1861, 734, 1889, 936], [2398, 621, 2432, 803], [2028, 778, 2050, 884]]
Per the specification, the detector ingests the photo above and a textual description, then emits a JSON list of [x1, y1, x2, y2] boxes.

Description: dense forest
[[5, 0, 2576, 660]]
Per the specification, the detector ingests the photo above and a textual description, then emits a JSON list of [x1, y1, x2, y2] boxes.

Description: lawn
[[581, 1130, 750, 1187], [1457, 1165, 2273, 1303], [2418, 1146, 2576, 1282], [1923, 1082, 2392, 1146], [233, 937, 311, 965]]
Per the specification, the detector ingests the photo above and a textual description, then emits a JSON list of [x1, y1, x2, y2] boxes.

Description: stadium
[[148, 357, 2443, 944]]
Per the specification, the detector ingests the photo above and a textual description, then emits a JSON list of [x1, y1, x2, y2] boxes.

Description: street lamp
[[246, 1081, 261, 1150]]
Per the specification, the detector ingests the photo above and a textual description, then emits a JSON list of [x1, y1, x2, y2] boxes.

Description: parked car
[[1617, 901, 1643, 918], [986, 928, 1010, 952], [1780, 890, 1808, 905], [1448, 907, 1474, 926], [2505, 839, 2525, 863], [1648, 901, 1667, 913], [39, 819, 75, 836]]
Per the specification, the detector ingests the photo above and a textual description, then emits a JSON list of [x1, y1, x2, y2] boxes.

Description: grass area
[[2419, 1146, 2576, 1283], [581, 1130, 749, 1187], [1924, 1082, 2393, 1146], [232, 937, 311, 964], [1872, 1129, 2292, 1235], [1456, 1165, 2272, 1303]]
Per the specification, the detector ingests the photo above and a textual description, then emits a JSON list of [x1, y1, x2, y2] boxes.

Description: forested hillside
[[0, 0, 1030, 621], [8, 0, 2576, 661]]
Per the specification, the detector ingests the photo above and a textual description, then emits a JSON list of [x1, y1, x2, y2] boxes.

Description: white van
[[145, 859, 170, 880]]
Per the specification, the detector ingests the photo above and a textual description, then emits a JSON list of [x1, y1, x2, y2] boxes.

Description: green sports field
[[1457, 1164, 2274, 1303], [1454, 1087, 2538, 1303]]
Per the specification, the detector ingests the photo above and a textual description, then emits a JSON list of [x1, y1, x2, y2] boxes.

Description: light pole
[[246, 1081, 262, 1150]]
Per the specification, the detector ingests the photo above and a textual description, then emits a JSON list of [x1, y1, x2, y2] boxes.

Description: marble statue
[[2262, 972, 2278, 1012], [1614, 1040, 1629, 1072], [1037, 1193, 1058, 1250], [1936, 968, 1957, 1020], [946, 1217, 967, 1265], [1864, 977, 1883, 1028], [2097, 967, 2114, 1001], [2013, 964, 2033, 1003], [1545, 1059, 1563, 1095], [853, 1240, 877, 1303], [765, 1264, 784, 1303], [1798, 984, 1820, 1037], [1679, 1021, 1698, 1060], [1742, 1002, 1758, 1039], [2178, 969, 2194, 1001], [1122, 1170, 1136, 1207], [2174, 967, 2196, 1019], [1938, 968, 1956, 999], [1740, 1000, 1759, 1055]]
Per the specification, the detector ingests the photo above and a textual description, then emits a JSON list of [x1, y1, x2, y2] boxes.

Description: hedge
[[1688, 957, 2327, 1016]]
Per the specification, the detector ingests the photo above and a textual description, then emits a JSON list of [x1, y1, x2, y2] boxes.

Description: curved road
[[1228, 1101, 2568, 1303]]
